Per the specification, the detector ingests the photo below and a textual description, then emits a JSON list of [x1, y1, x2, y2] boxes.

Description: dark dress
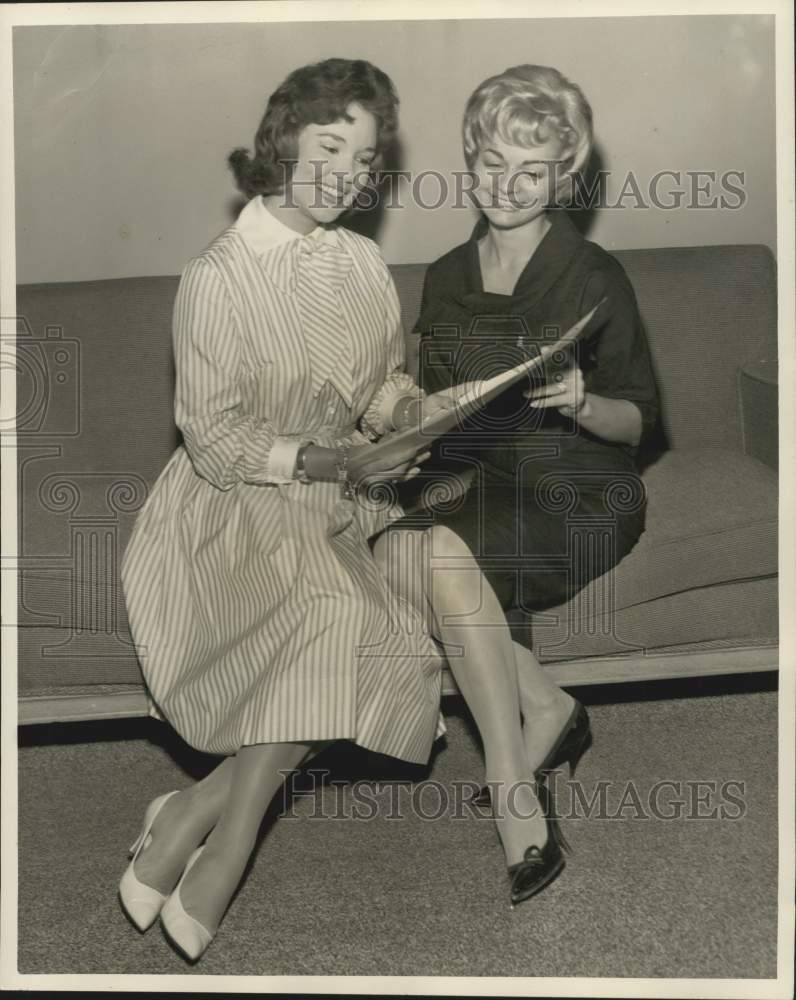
[[388, 208, 660, 620]]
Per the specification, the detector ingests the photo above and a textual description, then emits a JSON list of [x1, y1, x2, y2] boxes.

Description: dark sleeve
[[413, 265, 458, 395], [578, 262, 660, 447]]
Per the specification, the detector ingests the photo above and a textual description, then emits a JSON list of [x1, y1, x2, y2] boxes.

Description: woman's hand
[[524, 369, 643, 446], [418, 382, 482, 421], [524, 364, 592, 419], [348, 440, 432, 486], [391, 389, 459, 431], [421, 389, 459, 421]]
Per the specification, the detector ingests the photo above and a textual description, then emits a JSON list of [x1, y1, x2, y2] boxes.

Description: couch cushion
[[608, 448, 778, 612], [513, 447, 778, 659], [15, 277, 180, 482], [502, 446, 777, 633], [530, 576, 777, 663], [19, 575, 778, 691], [17, 443, 776, 679]]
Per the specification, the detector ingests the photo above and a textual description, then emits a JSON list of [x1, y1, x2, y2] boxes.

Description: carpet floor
[[16, 679, 779, 979]]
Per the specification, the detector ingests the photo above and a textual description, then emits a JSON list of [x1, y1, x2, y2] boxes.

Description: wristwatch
[[293, 441, 315, 484]]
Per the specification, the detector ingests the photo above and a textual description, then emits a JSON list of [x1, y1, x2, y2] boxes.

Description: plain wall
[[13, 15, 776, 284]]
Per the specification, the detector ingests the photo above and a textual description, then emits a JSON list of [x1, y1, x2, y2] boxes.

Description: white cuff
[[266, 437, 302, 484]]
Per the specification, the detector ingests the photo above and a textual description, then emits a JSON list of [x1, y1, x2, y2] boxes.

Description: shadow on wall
[[343, 138, 405, 244], [228, 194, 248, 223], [565, 143, 604, 241]]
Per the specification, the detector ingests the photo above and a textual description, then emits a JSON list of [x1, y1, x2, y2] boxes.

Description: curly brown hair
[[229, 58, 399, 199]]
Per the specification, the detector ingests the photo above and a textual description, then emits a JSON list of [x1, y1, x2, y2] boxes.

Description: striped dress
[[121, 196, 444, 762]]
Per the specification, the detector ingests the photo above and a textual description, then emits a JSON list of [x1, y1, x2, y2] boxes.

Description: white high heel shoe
[[160, 846, 214, 962], [118, 789, 180, 932]]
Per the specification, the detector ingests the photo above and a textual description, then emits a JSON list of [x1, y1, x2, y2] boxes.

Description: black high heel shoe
[[537, 700, 591, 777], [471, 700, 591, 809], [507, 778, 569, 908]]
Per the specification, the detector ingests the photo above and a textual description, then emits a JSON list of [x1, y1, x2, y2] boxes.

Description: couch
[[14, 241, 778, 724]]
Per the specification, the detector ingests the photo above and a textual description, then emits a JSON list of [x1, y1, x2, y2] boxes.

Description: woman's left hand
[[524, 364, 590, 418], [421, 388, 460, 420]]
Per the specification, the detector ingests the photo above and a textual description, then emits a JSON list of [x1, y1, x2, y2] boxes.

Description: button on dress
[[121, 197, 444, 761]]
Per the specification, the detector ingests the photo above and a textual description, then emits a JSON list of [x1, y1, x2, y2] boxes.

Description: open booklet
[[348, 298, 608, 477]]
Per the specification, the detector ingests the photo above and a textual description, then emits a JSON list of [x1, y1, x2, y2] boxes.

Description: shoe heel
[[536, 701, 591, 779], [538, 779, 571, 855], [565, 729, 592, 780], [128, 831, 145, 857]]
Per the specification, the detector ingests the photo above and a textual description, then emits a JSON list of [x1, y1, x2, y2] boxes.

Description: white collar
[[235, 195, 340, 256]]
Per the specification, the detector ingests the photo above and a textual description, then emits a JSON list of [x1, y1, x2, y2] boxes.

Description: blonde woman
[[374, 65, 659, 905]]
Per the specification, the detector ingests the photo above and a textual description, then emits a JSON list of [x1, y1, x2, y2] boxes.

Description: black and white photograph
[[1, 1, 793, 994]]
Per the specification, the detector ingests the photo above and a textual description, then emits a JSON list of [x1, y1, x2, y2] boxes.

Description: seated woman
[[373, 63, 659, 906], [118, 58, 449, 963]]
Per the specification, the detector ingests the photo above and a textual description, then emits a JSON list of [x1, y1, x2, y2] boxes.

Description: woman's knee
[[428, 524, 475, 563], [427, 525, 482, 605], [373, 527, 428, 577]]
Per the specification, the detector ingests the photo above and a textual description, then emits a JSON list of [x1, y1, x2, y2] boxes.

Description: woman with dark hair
[[118, 57, 450, 962]]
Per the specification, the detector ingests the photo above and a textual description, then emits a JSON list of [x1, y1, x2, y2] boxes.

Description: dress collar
[[460, 208, 583, 311], [235, 195, 349, 296], [235, 195, 341, 256]]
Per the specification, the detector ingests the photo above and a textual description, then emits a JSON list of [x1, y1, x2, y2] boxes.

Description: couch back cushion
[[16, 243, 776, 475], [16, 276, 180, 475], [15, 278, 180, 604], [15, 242, 776, 568]]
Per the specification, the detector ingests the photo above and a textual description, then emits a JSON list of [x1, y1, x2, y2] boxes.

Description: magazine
[[348, 298, 607, 476]]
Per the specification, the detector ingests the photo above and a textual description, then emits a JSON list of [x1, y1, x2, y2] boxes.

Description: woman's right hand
[[347, 440, 432, 486]]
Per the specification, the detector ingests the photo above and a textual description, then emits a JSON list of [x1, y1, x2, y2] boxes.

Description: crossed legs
[[132, 519, 578, 942], [513, 644, 576, 773], [177, 741, 314, 934], [134, 739, 330, 936], [373, 525, 570, 865]]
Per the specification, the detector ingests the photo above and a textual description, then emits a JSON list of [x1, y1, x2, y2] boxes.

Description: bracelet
[[335, 441, 354, 500], [391, 393, 421, 432], [561, 393, 590, 418], [293, 440, 315, 484]]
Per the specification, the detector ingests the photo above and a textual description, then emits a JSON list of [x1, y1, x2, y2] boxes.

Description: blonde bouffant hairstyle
[[462, 65, 593, 203]]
